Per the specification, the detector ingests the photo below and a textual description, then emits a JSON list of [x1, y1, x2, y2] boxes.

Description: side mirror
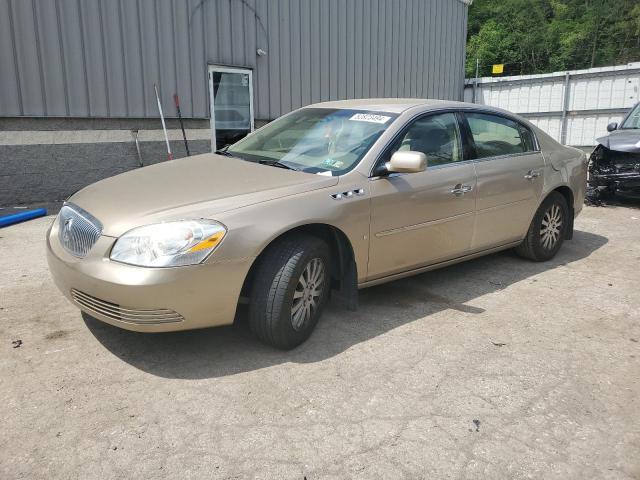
[[386, 151, 427, 174], [607, 122, 618, 132]]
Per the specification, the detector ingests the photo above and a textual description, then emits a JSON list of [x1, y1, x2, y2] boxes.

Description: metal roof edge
[[465, 62, 640, 85]]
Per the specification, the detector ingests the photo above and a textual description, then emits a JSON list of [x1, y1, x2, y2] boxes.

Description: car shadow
[[84, 229, 608, 379], [597, 197, 640, 209]]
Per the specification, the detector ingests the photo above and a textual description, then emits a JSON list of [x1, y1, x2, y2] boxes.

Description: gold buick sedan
[[47, 99, 587, 349]]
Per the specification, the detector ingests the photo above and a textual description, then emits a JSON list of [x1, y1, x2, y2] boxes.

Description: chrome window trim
[[457, 107, 542, 151], [426, 158, 476, 170], [471, 150, 542, 164], [462, 110, 541, 160]]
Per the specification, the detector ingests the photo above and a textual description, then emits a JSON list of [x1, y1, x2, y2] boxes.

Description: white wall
[[464, 63, 640, 146]]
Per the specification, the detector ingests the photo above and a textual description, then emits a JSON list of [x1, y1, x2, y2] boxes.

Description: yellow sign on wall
[[492, 64, 504, 74]]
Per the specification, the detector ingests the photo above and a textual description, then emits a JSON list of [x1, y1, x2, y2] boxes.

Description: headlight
[[110, 220, 226, 267]]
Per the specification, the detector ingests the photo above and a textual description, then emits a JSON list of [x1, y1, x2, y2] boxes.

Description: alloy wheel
[[291, 258, 325, 331], [540, 203, 563, 250]]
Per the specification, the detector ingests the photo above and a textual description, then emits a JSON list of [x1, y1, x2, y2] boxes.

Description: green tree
[[466, 0, 640, 78]]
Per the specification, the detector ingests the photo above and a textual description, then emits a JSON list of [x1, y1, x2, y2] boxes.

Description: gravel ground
[[1, 205, 639, 479]]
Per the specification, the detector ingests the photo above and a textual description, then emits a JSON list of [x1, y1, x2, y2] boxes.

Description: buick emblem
[[62, 217, 73, 243]]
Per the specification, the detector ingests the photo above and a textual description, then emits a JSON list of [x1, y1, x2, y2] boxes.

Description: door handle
[[450, 184, 473, 196], [524, 170, 540, 180]]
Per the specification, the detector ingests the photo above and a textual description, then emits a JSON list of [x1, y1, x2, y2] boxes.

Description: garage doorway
[[208, 65, 254, 151]]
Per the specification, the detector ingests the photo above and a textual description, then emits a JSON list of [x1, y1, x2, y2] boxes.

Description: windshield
[[227, 108, 398, 175], [621, 103, 640, 129]]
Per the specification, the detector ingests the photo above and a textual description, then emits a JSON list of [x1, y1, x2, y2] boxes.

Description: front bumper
[[46, 222, 253, 332], [589, 173, 640, 198]]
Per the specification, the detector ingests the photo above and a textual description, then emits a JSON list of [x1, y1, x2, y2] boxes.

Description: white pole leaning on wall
[[154, 83, 173, 161]]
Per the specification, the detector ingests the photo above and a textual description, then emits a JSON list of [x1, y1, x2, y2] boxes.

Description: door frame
[[368, 109, 475, 178], [207, 64, 255, 152]]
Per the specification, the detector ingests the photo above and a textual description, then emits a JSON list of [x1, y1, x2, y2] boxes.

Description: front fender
[[206, 175, 372, 284]]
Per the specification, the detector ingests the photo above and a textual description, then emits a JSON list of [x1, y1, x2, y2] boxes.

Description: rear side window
[[518, 124, 537, 151], [466, 113, 535, 159]]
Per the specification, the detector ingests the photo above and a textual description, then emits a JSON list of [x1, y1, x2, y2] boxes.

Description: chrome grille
[[58, 204, 102, 257], [71, 289, 184, 325]]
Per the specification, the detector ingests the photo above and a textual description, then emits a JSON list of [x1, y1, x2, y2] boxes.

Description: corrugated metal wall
[[0, 0, 469, 121], [464, 63, 640, 147]]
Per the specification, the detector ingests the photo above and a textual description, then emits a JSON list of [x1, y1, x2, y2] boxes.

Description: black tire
[[515, 191, 569, 262], [248, 234, 331, 349]]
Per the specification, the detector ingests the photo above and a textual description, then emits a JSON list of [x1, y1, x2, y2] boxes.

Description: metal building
[[0, 0, 471, 206]]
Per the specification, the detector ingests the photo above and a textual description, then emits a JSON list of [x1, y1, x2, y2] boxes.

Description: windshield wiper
[[215, 148, 235, 157], [258, 160, 299, 171]]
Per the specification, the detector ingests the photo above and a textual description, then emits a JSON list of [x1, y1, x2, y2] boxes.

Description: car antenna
[[154, 83, 173, 161]]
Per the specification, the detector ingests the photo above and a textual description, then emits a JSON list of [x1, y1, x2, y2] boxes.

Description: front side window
[[466, 113, 533, 159], [385, 113, 463, 167], [227, 108, 398, 175], [621, 103, 640, 129]]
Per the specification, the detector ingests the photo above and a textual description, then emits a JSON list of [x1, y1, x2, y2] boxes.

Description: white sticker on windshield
[[349, 113, 392, 124]]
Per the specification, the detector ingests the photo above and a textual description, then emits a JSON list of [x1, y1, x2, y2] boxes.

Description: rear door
[[462, 112, 545, 251], [367, 112, 477, 279]]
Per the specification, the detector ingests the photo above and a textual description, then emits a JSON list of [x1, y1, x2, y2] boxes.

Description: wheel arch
[[551, 185, 574, 240], [240, 223, 359, 308], [535, 185, 574, 240]]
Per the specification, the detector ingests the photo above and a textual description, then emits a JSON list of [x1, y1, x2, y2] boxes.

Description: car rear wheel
[[249, 234, 330, 349], [515, 191, 569, 262]]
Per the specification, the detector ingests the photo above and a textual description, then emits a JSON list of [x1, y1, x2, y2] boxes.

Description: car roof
[[305, 98, 470, 114]]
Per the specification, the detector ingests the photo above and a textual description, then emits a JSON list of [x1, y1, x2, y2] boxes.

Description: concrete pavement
[[1, 206, 639, 479]]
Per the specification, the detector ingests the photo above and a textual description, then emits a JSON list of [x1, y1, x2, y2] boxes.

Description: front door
[[208, 65, 254, 150], [462, 112, 545, 250], [368, 112, 477, 280]]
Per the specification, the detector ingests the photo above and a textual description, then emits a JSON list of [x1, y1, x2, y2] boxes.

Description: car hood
[[596, 129, 640, 153], [69, 153, 338, 237]]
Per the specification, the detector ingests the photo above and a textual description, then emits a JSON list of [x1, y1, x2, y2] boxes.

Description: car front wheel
[[515, 191, 569, 262], [249, 234, 331, 349]]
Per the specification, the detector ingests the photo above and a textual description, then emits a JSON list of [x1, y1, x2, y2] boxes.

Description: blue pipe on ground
[[0, 208, 48, 228]]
